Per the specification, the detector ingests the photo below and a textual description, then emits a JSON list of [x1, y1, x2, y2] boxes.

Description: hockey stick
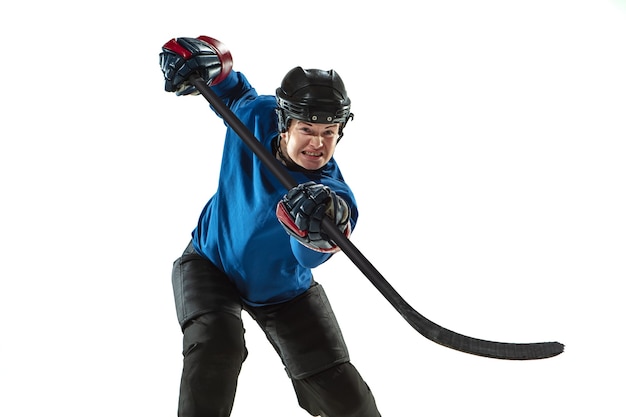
[[188, 74, 564, 360]]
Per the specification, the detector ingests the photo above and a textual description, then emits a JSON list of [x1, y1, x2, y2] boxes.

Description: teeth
[[304, 152, 321, 156]]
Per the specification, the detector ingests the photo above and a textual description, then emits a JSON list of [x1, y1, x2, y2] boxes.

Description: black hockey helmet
[[276, 67, 353, 138]]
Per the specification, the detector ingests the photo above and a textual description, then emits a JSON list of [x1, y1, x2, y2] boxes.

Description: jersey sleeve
[[289, 238, 333, 268], [209, 70, 259, 111]]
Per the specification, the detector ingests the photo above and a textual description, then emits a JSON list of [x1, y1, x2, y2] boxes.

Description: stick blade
[[404, 308, 565, 360], [437, 331, 565, 360]]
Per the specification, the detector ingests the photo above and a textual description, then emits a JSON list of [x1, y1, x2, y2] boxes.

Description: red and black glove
[[276, 181, 351, 253], [159, 36, 233, 95]]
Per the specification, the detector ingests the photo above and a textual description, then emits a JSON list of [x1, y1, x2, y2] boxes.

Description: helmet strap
[[274, 135, 298, 169]]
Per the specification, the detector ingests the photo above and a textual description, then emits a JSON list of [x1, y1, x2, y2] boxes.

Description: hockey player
[[160, 36, 381, 417]]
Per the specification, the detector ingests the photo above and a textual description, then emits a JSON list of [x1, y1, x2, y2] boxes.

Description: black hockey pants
[[172, 242, 381, 417]]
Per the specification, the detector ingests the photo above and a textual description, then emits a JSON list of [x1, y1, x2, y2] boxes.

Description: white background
[[2, 1, 625, 415]]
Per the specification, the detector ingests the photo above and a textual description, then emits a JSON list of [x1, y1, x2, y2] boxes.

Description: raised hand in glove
[[276, 181, 351, 253], [159, 36, 233, 95]]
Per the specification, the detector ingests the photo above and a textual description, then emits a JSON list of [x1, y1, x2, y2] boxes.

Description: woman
[[160, 36, 381, 417]]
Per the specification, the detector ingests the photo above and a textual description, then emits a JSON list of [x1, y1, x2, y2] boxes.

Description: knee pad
[[182, 312, 248, 365], [297, 362, 380, 417], [178, 313, 248, 414]]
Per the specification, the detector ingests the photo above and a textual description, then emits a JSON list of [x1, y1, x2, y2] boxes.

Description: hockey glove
[[276, 181, 351, 253], [160, 36, 233, 95]]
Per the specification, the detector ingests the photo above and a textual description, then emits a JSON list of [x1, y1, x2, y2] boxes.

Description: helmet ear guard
[[275, 67, 353, 140]]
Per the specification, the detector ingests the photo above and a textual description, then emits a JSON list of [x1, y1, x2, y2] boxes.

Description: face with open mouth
[[279, 120, 340, 170]]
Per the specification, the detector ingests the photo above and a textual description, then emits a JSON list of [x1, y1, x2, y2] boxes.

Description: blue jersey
[[192, 71, 358, 307]]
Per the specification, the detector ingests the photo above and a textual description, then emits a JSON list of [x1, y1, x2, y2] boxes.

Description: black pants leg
[[172, 242, 247, 417], [178, 313, 247, 417]]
